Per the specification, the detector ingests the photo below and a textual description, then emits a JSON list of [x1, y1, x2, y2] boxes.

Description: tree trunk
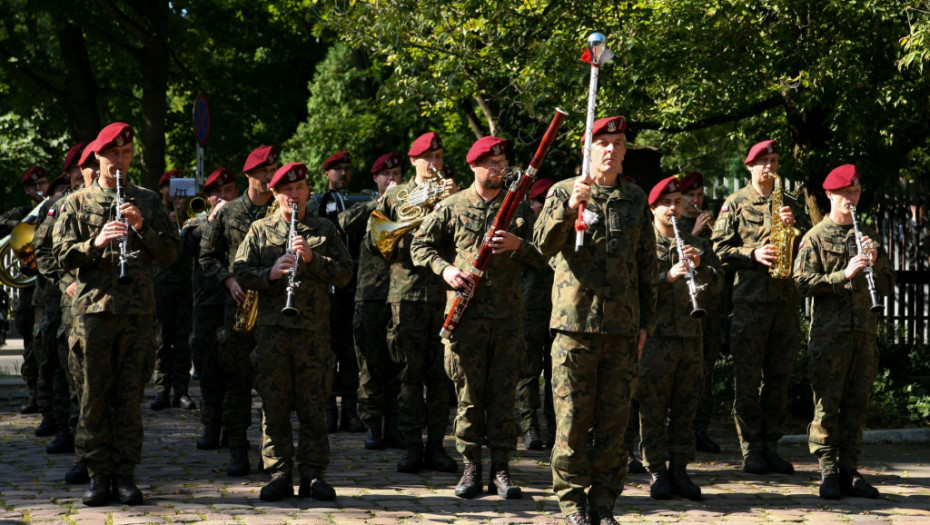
[[55, 20, 100, 142], [137, 2, 169, 190]]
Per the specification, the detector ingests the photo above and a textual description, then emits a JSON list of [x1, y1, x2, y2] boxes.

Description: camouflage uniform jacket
[[49, 190, 86, 309], [186, 216, 226, 307], [793, 216, 895, 337], [409, 184, 546, 318], [341, 200, 390, 302], [153, 201, 193, 288], [233, 211, 353, 330], [652, 228, 722, 338], [34, 194, 67, 308], [200, 194, 272, 289], [53, 180, 180, 315], [712, 183, 808, 305], [533, 178, 658, 336], [0, 203, 32, 237], [368, 178, 446, 304], [522, 212, 554, 318]]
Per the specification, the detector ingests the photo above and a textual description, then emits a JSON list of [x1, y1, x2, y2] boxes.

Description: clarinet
[[115, 170, 136, 285], [281, 202, 300, 317], [848, 205, 884, 313], [670, 216, 706, 319]]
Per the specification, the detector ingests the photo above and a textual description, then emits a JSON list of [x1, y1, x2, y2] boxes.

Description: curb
[[780, 428, 930, 445]]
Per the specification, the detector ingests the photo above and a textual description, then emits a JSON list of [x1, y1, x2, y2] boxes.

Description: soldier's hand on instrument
[[681, 244, 701, 267], [860, 235, 878, 261], [778, 205, 794, 226], [66, 282, 77, 298], [119, 202, 143, 230], [224, 277, 246, 305], [753, 244, 777, 267], [93, 220, 128, 249], [844, 253, 872, 280], [693, 212, 713, 235], [442, 265, 475, 292], [568, 179, 592, 210], [489, 230, 521, 254], [442, 178, 458, 195], [270, 253, 297, 281], [291, 235, 314, 263], [667, 261, 690, 282]]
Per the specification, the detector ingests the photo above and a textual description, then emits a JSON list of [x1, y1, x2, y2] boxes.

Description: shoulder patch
[[433, 203, 442, 212], [720, 204, 729, 212]]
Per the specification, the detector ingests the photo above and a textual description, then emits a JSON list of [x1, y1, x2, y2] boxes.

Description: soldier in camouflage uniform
[[712, 140, 810, 475], [793, 164, 894, 500], [54, 122, 179, 506], [516, 177, 557, 451], [367, 132, 458, 474], [411, 137, 545, 499], [533, 116, 657, 525], [677, 171, 725, 454], [191, 167, 239, 450], [200, 145, 278, 476], [349, 152, 403, 450], [234, 162, 353, 502], [637, 177, 722, 501]]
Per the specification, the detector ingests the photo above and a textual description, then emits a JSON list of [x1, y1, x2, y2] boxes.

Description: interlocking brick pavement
[[0, 381, 928, 524]]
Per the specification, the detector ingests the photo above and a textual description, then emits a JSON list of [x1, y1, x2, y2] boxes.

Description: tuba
[[768, 173, 802, 279], [369, 166, 451, 258], [233, 199, 280, 333], [0, 198, 55, 287]]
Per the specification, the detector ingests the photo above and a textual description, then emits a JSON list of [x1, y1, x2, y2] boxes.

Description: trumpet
[[115, 169, 137, 285], [848, 205, 884, 313], [670, 216, 706, 318], [281, 202, 300, 317], [691, 202, 714, 235]]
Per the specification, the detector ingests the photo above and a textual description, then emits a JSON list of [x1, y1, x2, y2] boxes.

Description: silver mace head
[[587, 32, 608, 64]]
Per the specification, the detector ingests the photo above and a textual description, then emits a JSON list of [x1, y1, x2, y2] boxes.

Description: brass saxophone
[[233, 199, 280, 333], [768, 173, 801, 279]]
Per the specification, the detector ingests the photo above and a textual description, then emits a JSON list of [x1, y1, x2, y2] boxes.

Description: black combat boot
[[383, 424, 406, 450], [298, 473, 336, 500], [149, 393, 170, 411], [524, 428, 543, 450], [227, 447, 251, 477], [46, 428, 74, 454], [423, 441, 458, 473], [564, 510, 590, 525], [627, 451, 646, 474], [589, 506, 620, 525], [695, 430, 721, 453], [174, 394, 197, 410], [197, 426, 221, 450], [259, 474, 294, 501], [649, 469, 672, 500], [819, 468, 842, 500], [839, 468, 880, 498], [82, 474, 111, 506], [397, 444, 423, 473], [742, 451, 768, 474], [20, 394, 38, 414], [35, 415, 58, 437], [488, 462, 521, 499], [65, 461, 90, 484], [112, 475, 143, 504], [364, 426, 384, 450], [669, 462, 702, 500], [454, 462, 482, 499], [763, 450, 795, 475]]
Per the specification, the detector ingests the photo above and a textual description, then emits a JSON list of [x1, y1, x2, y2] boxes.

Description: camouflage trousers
[[72, 313, 156, 477], [153, 285, 193, 399], [516, 312, 555, 434], [693, 308, 723, 433], [31, 305, 51, 416], [219, 300, 255, 449], [635, 336, 703, 470], [15, 300, 37, 396], [37, 304, 70, 429], [551, 331, 636, 516], [192, 306, 224, 428], [353, 300, 399, 430], [329, 290, 359, 413], [730, 301, 800, 455], [253, 327, 334, 478], [388, 301, 451, 445], [60, 302, 80, 431], [808, 331, 878, 470], [443, 317, 520, 464]]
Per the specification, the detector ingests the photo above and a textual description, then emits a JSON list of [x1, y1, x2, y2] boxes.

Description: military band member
[[200, 145, 278, 476], [352, 152, 403, 449], [234, 162, 353, 501], [793, 164, 894, 500], [639, 177, 721, 501], [369, 132, 458, 474], [192, 167, 239, 450], [411, 136, 544, 499], [712, 140, 810, 475], [677, 171, 724, 454], [533, 116, 657, 525], [54, 122, 180, 506]]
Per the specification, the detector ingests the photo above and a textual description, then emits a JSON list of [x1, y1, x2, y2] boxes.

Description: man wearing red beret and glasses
[[793, 164, 894, 500]]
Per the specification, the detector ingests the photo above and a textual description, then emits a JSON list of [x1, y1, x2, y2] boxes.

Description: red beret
[[371, 152, 401, 174], [466, 136, 507, 164], [269, 162, 308, 189], [648, 176, 682, 207], [408, 132, 442, 157], [584, 116, 627, 141], [203, 168, 236, 192], [823, 164, 860, 190], [46, 172, 70, 195], [21, 166, 47, 185], [242, 145, 278, 173], [322, 151, 351, 171], [679, 171, 704, 191], [78, 141, 97, 168], [744, 140, 778, 165], [95, 122, 134, 152], [159, 169, 182, 188], [63, 142, 86, 172], [529, 178, 556, 201]]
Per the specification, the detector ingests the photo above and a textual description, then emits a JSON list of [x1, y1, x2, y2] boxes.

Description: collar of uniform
[[273, 209, 314, 234], [464, 183, 504, 208], [242, 193, 270, 212], [592, 180, 624, 201], [746, 183, 769, 204]]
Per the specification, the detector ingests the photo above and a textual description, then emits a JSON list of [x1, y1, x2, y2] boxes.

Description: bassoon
[[439, 108, 568, 339]]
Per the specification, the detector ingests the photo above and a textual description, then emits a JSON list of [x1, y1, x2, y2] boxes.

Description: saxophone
[[233, 199, 280, 333], [768, 173, 801, 279]]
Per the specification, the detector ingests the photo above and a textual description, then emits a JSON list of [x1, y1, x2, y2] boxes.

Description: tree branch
[[0, 39, 62, 99], [458, 99, 485, 138], [87, 25, 143, 61], [633, 94, 784, 133], [97, 0, 155, 47], [474, 93, 500, 137]]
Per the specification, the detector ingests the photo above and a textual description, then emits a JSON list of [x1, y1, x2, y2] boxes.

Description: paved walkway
[[0, 380, 928, 524]]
